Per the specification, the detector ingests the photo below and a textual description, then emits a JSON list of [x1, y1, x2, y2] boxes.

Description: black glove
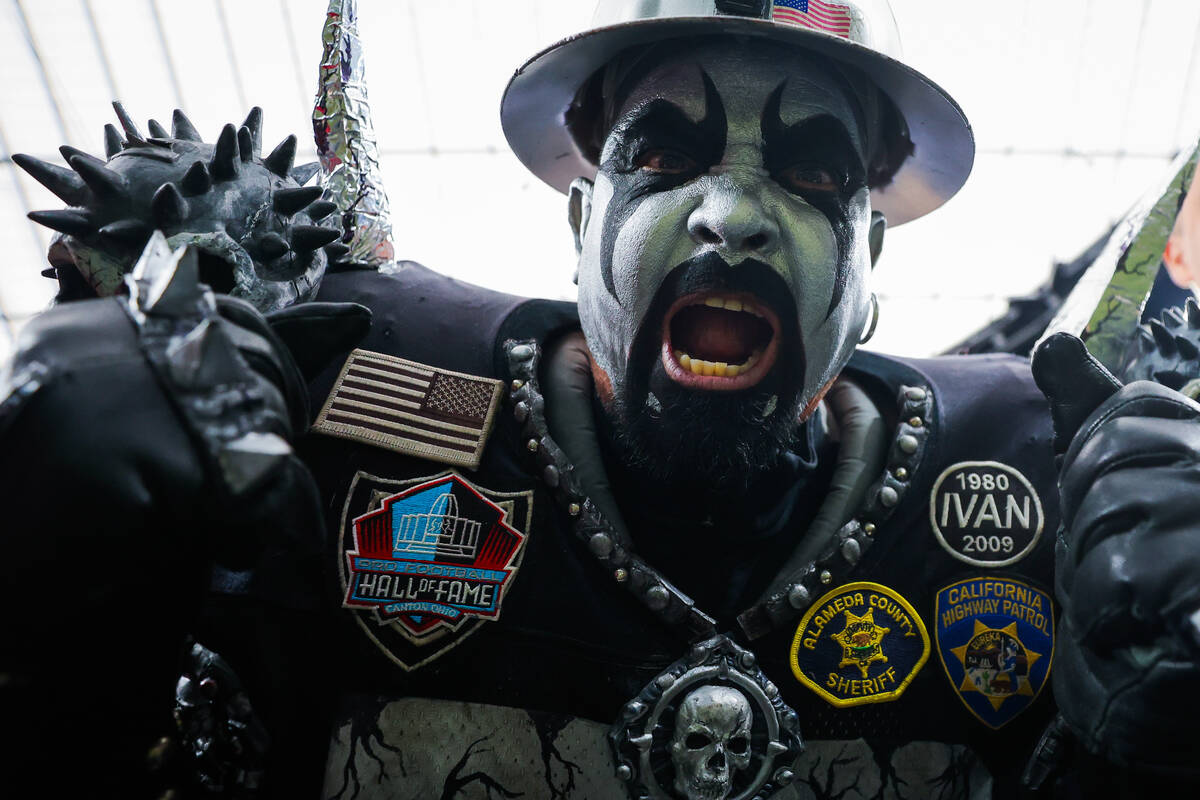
[[1033, 333, 1200, 777]]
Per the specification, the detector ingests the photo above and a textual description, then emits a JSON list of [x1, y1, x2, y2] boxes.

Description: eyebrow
[[760, 81, 865, 182], [606, 71, 727, 168]]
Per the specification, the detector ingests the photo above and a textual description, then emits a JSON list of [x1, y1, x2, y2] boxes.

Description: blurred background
[[2, 0, 1199, 360]]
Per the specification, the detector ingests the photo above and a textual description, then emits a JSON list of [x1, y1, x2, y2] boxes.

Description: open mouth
[[660, 291, 781, 391]]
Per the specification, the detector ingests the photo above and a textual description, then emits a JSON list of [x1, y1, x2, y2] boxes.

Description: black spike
[[241, 107, 262, 156], [1176, 335, 1200, 360], [1164, 307, 1187, 328], [237, 126, 254, 163], [273, 186, 323, 215], [147, 118, 170, 139], [306, 200, 337, 221], [111, 101, 146, 145], [12, 154, 89, 205], [1150, 319, 1177, 355], [1138, 326, 1156, 352], [104, 124, 124, 158], [291, 224, 340, 251], [99, 219, 151, 242], [263, 135, 296, 178], [59, 145, 105, 169], [1154, 370, 1188, 391], [28, 209, 93, 237], [210, 124, 240, 180], [68, 154, 127, 199], [290, 162, 321, 185], [1187, 298, 1200, 329], [41, 267, 57, 279], [152, 183, 188, 226], [258, 233, 290, 259], [180, 161, 212, 196], [171, 109, 203, 142], [324, 242, 350, 261]]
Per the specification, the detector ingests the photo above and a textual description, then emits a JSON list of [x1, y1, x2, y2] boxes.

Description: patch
[[338, 470, 533, 671], [313, 349, 504, 470], [789, 581, 930, 708], [934, 577, 1054, 728], [929, 461, 1044, 567]]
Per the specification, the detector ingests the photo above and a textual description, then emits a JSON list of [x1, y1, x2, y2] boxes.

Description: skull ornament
[[670, 685, 753, 800]]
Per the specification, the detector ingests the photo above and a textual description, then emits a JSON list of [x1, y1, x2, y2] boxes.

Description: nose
[[687, 182, 780, 256]]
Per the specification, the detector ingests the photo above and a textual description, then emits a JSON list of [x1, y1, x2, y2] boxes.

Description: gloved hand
[[1032, 332, 1200, 777]]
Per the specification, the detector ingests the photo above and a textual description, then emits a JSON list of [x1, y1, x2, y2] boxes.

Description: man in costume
[[3, 1, 1200, 798]]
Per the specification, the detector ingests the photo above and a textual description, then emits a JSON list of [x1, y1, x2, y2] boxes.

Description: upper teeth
[[702, 296, 762, 317]]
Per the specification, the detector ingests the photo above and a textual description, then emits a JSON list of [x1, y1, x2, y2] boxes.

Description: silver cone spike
[[217, 432, 291, 496], [130, 233, 203, 318], [193, 319, 249, 388]]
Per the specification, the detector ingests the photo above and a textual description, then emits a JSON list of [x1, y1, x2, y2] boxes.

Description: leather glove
[[1033, 332, 1200, 777]]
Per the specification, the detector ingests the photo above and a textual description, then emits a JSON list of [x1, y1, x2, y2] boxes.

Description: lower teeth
[[675, 350, 760, 377]]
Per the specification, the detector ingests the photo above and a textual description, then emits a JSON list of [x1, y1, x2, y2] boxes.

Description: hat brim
[[500, 16, 974, 226]]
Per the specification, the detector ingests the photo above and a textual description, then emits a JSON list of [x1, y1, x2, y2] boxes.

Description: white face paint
[[571, 39, 880, 420]]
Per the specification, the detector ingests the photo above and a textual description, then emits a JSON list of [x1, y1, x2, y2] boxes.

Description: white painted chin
[[659, 290, 782, 392]]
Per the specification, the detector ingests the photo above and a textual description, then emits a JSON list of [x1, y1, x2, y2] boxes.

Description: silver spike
[[130, 233, 203, 318], [217, 432, 291, 496]]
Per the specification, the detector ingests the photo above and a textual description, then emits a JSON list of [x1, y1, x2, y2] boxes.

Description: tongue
[[671, 306, 770, 363]]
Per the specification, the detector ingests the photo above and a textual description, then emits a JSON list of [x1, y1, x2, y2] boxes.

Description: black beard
[[598, 253, 807, 495]]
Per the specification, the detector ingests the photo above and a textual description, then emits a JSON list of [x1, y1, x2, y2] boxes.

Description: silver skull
[[670, 685, 753, 800]]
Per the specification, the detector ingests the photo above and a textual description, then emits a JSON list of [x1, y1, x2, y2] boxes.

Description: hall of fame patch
[[338, 470, 533, 671], [934, 577, 1054, 728], [789, 582, 930, 708]]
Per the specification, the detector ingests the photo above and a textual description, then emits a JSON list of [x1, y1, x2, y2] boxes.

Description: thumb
[[1032, 333, 1123, 454]]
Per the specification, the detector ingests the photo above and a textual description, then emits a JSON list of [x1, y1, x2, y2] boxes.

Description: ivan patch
[[929, 461, 1044, 567], [935, 577, 1053, 728], [789, 581, 930, 708], [339, 470, 532, 671]]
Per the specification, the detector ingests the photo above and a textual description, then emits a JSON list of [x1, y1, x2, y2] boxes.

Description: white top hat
[[501, 0, 973, 226]]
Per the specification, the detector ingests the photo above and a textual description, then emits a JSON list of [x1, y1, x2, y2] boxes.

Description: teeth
[[697, 295, 762, 317], [673, 348, 763, 378]]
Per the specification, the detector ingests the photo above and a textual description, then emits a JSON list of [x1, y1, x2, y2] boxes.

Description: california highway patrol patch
[[338, 470, 533, 671], [934, 577, 1054, 728], [789, 582, 930, 707]]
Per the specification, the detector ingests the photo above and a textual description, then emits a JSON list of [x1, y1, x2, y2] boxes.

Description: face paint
[[573, 38, 879, 488]]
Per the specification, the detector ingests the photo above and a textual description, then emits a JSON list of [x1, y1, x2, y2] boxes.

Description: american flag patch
[[771, 0, 852, 38], [313, 349, 505, 470]]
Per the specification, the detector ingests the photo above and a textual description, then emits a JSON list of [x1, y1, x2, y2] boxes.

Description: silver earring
[[858, 293, 879, 345]]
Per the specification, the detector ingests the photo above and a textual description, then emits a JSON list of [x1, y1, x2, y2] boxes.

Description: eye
[[728, 736, 749, 755], [685, 733, 712, 750], [635, 148, 697, 175], [777, 164, 840, 193]]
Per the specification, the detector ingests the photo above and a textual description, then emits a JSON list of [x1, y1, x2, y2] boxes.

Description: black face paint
[[596, 71, 728, 300], [760, 82, 867, 318]]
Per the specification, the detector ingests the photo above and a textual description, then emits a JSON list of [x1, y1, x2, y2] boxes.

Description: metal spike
[[290, 162, 321, 186], [12, 153, 89, 205], [129, 230, 174, 282], [147, 118, 170, 139], [1187, 298, 1200, 329], [263, 135, 297, 178], [324, 242, 350, 261], [306, 200, 337, 221], [28, 209, 93, 237], [139, 244, 203, 318], [210, 124, 240, 180], [237, 126, 254, 163], [1150, 319, 1177, 355], [68, 154, 128, 199], [1176, 335, 1199, 360], [152, 183, 188, 226], [111, 101, 146, 145], [180, 161, 212, 195], [171, 109, 203, 142], [59, 145, 105, 169], [99, 219, 150, 242], [1155, 370, 1188, 391], [1138, 326, 1156, 352], [1164, 307, 1187, 328], [41, 267, 57, 279], [258, 233, 290, 259], [291, 224, 340, 251], [217, 432, 290, 496], [273, 186, 323, 215], [241, 107, 262, 156], [104, 124, 124, 158], [194, 320, 247, 387]]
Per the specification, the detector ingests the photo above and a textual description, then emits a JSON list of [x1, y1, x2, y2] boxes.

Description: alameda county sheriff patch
[[934, 577, 1054, 728], [789, 582, 930, 707]]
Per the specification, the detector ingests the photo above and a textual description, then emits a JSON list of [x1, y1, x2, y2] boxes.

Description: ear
[[868, 211, 886, 267], [1165, 233, 1193, 289], [568, 177, 594, 257]]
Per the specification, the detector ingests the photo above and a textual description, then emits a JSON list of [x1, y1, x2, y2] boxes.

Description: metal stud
[[764, 681, 779, 698], [510, 344, 533, 360], [623, 701, 646, 720], [863, 522, 876, 536], [543, 465, 560, 487], [842, 538, 862, 564], [908, 416, 923, 427], [904, 387, 927, 402], [740, 652, 757, 669], [820, 570, 832, 584], [894, 466, 908, 480], [898, 434, 919, 454], [511, 379, 524, 391], [614, 568, 628, 583], [880, 486, 899, 507], [616, 764, 633, 781], [774, 767, 795, 786], [588, 532, 613, 557], [513, 401, 529, 422], [655, 673, 676, 689], [526, 438, 539, 452], [568, 502, 581, 516], [787, 584, 810, 609], [646, 585, 670, 610]]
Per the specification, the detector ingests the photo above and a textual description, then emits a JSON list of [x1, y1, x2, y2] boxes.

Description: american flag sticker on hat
[[313, 349, 505, 470], [771, 0, 853, 38]]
